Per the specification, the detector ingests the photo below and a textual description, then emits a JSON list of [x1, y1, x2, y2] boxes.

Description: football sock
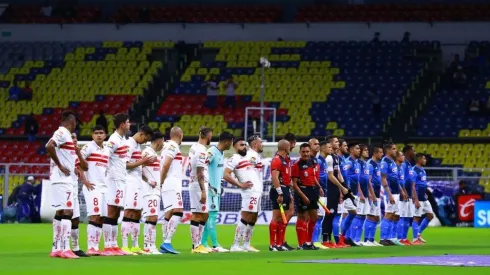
[[233, 219, 247, 247], [52, 215, 62, 252], [164, 212, 183, 243]]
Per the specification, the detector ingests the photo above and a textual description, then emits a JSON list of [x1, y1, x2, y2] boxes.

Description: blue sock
[[370, 221, 378, 242], [333, 215, 341, 243], [312, 217, 323, 243], [341, 213, 355, 236], [355, 216, 365, 242], [380, 218, 390, 240], [397, 218, 405, 240], [404, 218, 411, 239], [363, 219, 370, 242], [419, 218, 430, 234], [350, 217, 360, 240], [387, 220, 394, 239], [412, 220, 419, 239]]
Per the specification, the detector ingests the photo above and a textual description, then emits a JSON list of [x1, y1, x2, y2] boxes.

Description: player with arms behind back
[[201, 131, 234, 252], [141, 131, 164, 254], [188, 126, 213, 254], [46, 110, 79, 259], [159, 126, 185, 254]]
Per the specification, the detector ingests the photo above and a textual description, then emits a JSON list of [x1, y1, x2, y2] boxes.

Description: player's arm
[[326, 156, 348, 193], [126, 156, 152, 169], [291, 177, 308, 204], [160, 155, 173, 185], [46, 137, 69, 175], [76, 149, 88, 171], [358, 182, 365, 202], [411, 170, 420, 207], [271, 169, 283, 196], [367, 175, 376, 203], [223, 167, 251, 189], [313, 168, 324, 197], [381, 173, 394, 203], [77, 166, 94, 190]]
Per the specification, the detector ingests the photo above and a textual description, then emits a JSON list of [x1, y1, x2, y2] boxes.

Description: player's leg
[[417, 202, 434, 243], [403, 199, 413, 244], [294, 191, 310, 249], [354, 200, 368, 245], [52, 182, 78, 259], [333, 198, 343, 244], [103, 179, 125, 255], [143, 195, 161, 254], [160, 190, 183, 254], [71, 194, 88, 257], [241, 193, 261, 252], [282, 189, 295, 251], [340, 196, 357, 246], [380, 194, 396, 245], [231, 194, 252, 252], [305, 187, 319, 249], [121, 182, 137, 254], [51, 209, 64, 257], [322, 189, 339, 248], [189, 184, 209, 253], [313, 194, 326, 248], [84, 186, 103, 255]]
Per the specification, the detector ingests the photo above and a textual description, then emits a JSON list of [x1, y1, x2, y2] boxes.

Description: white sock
[[71, 228, 80, 251], [102, 223, 112, 248], [233, 220, 247, 247], [150, 223, 156, 248], [95, 226, 102, 250], [60, 219, 72, 252], [131, 222, 140, 248], [199, 222, 205, 246], [121, 221, 131, 247], [243, 224, 255, 247], [190, 221, 200, 249], [111, 224, 118, 247], [162, 219, 168, 240], [144, 223, 150, 249], [144, 222, 156, 249], [164, 215, 181, 243], [52, 218, 61, 252], [87, 224, 97, 250]]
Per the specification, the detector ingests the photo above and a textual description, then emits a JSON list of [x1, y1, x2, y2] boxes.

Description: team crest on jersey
[[343, 165, 350, 170], [199, 153, 206, 160], [392, 167, 397, 173], [107, 141, 115, 148], [421, 176, 426, 181], [363, 170, 369, 175], [355, 168, 360, 174], [376, 171, 381, 176], [302, 165, 308, 169], [168, 145, 176, 152], [400, 175, 405, 180], [249, 157, 256, 163]]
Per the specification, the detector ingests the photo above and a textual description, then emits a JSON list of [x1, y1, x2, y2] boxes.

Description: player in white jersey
[[159, 126, 184, 254], [46, 110, 79, 259], [80, 125, 109, 256], [223, 137, 258, 252], [141, 131, 165, 254], [120, 125, 155, 255], [102, 113, 131, 256], [188, 126, 212, 254]]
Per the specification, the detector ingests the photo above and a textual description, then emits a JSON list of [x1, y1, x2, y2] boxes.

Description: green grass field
[[0, 224, 489, 275]]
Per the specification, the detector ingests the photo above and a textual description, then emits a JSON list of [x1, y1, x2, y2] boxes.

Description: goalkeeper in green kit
[[201, 131, 234, 252]]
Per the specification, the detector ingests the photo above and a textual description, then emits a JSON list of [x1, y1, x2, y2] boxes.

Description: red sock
[[307, 219, 316, 243], [296, 219, 307, 246], [277, 223, 285, 246], [269, 220, 278, 246]]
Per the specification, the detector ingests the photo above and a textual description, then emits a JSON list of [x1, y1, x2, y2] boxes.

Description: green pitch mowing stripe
[[0, 225, 489, 275]]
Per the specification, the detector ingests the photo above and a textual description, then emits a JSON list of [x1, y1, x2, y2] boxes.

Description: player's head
[[339, 139, 348, 155], [134, 125, 153, 144], [170, 126, 184, 145], [248, 134, 264, 153], [383, 143, 397, 159], [199, 126, 213, 145], [320, 140, 333, 155], [326, 135, 339, 150], [233, 137, 247, 156], [277, 139, 290, 155], [71, 132, 78, 146], [92, 125, 106, 145], [299, 143, 311, 160], [218, 131, 234, 150], [371, 145, 383, 161], [348, 142, 360, 158], [283, 133, 296, 152], [395, 151, 405, 163], [402, 145, 415, 160], [151, 131, 165, 152], [415, 153, 426, 166], [308, 138, 320, 155], [359, 144, 369, 159], [114, 113, 130, 133], [61, 110, 76, 133]]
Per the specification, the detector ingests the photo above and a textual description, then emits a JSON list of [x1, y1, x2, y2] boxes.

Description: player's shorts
[[343, 195, 357, 213], [368, 197, 382, 217], [294, 186, 319, 212], [83, 185, 108, 217], [326, 187, 340, 215], [317, 197, 328, 216], [51, 182, 75, 211], [269, 185, 291, 211], [162, 189, 184, 212], [142, 194, 160, 218], [413, 200, 433, 217], [124, 179, 143, 210], [107, 178, 126, 208], [356, 197, 370, 216], [190, 182, 208, 213], [242, 191, 262, 213], [398, 198, 412, 218], [384, 194, 400, 214], [72, 190, 80, 219]]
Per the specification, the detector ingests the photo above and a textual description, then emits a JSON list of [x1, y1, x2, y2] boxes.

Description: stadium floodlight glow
[[259, 56, 271, 68], [257, 57, 272, 140]]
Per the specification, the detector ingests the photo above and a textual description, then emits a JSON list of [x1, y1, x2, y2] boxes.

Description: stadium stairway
[[385, 43, 442, 140]]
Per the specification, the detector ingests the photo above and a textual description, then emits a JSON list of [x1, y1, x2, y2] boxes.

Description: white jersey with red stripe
[[106, 131, 128, 181], [71, 156, 80, 184], [226, 153, 262, 194], [80, 140, 108, 186], [188, 142, 208, 182], [125, 137, 142, 180], [142, 147, 161, 196], [161, 140, 183, 192], [48, 126, 76, 184], [246, 149, 263, 182]]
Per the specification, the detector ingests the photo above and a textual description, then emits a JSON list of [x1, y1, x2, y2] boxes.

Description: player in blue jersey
[[411, 153, 433, 245], [340, 143, 360, 247], [399, 145, 416, 245], [355, 144, 376, 246], [312, 140, 330, 249], [201, 131, 234, 252], [335, 139, 349, 245], [363, 145, 384, 246], [379, 143, 399, 246], [393, 151, 409, 246]]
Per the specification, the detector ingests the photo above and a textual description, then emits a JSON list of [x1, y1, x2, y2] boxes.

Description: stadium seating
[[4, 5, 101, 23], [156, 40, 429, 138], [296, 4, 490, 22]]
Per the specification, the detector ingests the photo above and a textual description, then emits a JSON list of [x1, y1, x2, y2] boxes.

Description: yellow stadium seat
[[459, 129, 470, 137], [470, 129, 482, 137], [326, 122, 337, 130]]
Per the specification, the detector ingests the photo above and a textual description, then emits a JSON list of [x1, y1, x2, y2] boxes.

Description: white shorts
[[72, 190, 80, 219], [413, 200, 433, 217], [124, 179, 143, 210], [356, 197, 370, 216], [368, 197, 381, 217], [343, 195, 357, 213], [338, 200, 344, 214], [51, 182, 75, 211], [190, 182, 209, 213], [384, 194, 400, 214], [241, 192, 262, 213], [83, 185, 108, 216], [107, 179, 126, 208], [161, 189, 184, 212], [142, 194, 160, 218], [398, 199, 412, 218], [317, 197, 327, 216]]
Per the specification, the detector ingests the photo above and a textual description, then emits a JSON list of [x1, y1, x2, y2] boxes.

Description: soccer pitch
[[0, 225, 489, 275]]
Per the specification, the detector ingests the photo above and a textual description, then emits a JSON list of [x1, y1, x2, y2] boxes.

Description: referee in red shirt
[[292, 143, 324, 250]]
